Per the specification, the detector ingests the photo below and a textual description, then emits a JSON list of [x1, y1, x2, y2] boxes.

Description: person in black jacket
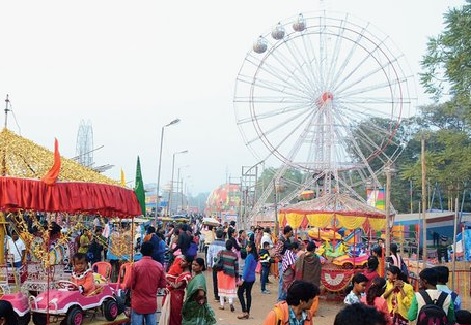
[[173, 223, 191, 255], [228, 227, 241, 253]]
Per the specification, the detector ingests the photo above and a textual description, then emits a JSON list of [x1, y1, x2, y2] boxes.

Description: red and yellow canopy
[[278, 193, 388, 231]]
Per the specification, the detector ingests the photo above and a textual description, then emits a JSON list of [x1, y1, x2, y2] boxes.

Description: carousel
[[278, 192, 388, 293], [0, 128, 141, 324]]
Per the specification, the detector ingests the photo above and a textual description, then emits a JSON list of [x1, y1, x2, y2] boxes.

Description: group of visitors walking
[[204, 223, 323, 321]]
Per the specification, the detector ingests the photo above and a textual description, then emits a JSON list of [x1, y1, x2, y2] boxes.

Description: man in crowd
[[206, 228, 226, 301], [260, 227, 273, 250], [263, 280, 319, 325], [6, 230, 26, 268], [125, 241, 166, 325], [274, 225, 293, 301], [408, 267, 454, 323], [434, 265, 461, 312]]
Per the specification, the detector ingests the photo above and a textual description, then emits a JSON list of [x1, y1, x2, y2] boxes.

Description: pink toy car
[[332, 254, 369, 269], [2, 292, 30, 325], [30, 280, 123, 325]]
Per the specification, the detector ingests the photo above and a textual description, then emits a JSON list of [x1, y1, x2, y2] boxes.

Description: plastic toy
[[2, 292, 30, 325], [332, 254, 369, 269], [30, 280, 123, 325]]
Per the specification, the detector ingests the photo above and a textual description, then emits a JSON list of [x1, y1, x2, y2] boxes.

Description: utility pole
[[421, 135, 427, 269]]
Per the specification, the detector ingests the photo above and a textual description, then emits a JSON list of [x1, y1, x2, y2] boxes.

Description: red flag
[[41, 138, 61, 185]]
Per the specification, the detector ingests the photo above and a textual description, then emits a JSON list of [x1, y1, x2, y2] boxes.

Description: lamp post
[[176, 165, 189, 214], [168, 150, 188, 216], [156, 119, 181, 223]]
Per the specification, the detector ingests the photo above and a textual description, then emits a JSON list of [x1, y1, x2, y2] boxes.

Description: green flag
[[134, 156, 146, 216]]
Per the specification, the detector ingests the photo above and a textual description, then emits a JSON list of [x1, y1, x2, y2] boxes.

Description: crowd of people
[[54, 216, 470, 325], [340, 244, 465, 325]]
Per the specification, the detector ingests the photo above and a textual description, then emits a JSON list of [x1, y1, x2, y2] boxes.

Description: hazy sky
[[0, 0, 463, 195]]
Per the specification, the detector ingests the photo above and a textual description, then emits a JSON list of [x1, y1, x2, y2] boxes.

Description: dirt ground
[[204, 270, 343, 325]]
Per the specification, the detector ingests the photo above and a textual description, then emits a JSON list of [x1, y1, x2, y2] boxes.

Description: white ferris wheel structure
[[233, 11, 416, 225]]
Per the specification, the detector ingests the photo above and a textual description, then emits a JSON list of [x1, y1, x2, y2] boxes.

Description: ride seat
[[91, 262, 112, 282], [117, 262, 132, 290]]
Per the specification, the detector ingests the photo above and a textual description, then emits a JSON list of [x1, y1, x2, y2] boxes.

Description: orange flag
[[41, 138, 61, 185]]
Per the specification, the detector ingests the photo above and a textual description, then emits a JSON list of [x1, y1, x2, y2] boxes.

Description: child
[[344, 272, 367, 304], [259, 241, 271, 294], [361, 277, 391, 325], [71, 252, 95, 295], [363, 256, 380, 291]]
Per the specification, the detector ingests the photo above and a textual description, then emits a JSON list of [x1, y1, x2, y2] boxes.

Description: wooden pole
[[274, 180, 279, 236], [421, 136, 427, 269], [385, 162, 392, 260], [452, 197, 458, 291]]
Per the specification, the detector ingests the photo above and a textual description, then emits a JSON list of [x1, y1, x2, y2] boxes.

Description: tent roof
[[0, 129, 141, 217], [0, 128, 118, 185], [280, 193, 387, 218]]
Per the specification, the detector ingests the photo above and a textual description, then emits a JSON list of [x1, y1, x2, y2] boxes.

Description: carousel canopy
[[279, 193, 388, 231], [0, 128, 117, 184], [0, 128, 141, 217]]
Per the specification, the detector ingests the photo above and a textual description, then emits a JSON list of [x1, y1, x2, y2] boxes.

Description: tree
[[420, 2, 471, 121]]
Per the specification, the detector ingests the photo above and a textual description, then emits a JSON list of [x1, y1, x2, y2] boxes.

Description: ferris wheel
[[234, 11, 415, 191]]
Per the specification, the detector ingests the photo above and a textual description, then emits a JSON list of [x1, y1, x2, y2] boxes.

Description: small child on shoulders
[[344, 272, 368, 305], [71, 252, 95, 295]]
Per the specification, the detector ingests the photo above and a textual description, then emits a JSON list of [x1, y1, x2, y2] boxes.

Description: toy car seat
[[91, 261, 112, 282], [117, 262, 132, 290]]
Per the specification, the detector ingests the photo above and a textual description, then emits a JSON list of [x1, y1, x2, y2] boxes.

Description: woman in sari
[[182, 257, 216, 325], [161, 255, 193, 325]]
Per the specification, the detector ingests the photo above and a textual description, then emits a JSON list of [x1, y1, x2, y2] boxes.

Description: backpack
[[187, 241, 198, 258], [417, 290, 448, 325]]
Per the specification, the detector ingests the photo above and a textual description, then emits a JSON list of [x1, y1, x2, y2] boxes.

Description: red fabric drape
[[0, 176, 141, 217]]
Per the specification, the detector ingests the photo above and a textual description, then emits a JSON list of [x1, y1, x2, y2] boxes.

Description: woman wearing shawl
[[161, 255, 193, 325], [182, 258, 216, 325], [294, 241, 322, 316], [217, 239, 239, 312]]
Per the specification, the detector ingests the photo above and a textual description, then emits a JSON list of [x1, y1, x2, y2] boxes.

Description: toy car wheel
[[32, 313, 47, 325], [343, 262, 354, 269], [66, 306, 83, 325], [16, 312, 31, 325], [104, 299, 118, 321]]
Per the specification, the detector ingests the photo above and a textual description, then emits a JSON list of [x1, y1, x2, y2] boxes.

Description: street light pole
[[156, 118, 180, 223], [168, 150, 188, 216]]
